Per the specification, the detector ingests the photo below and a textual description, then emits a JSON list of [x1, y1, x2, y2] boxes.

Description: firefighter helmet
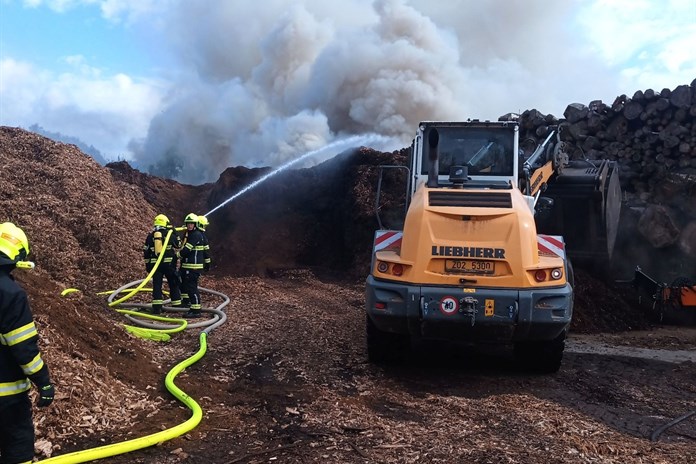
[[153, 214, 169, 228], [184, 213, 199, 224], [198, 215, 209, 231], [0, 222, 30, 262]]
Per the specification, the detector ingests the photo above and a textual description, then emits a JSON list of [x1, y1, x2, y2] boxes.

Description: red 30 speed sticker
[[439, 296, 459, 316]]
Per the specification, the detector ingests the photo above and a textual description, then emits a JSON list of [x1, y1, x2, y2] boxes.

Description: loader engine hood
[[382, 184, 564, 288]]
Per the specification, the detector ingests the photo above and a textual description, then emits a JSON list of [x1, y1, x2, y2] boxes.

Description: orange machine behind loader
[[366, 119, 621, 372], [632, 266, 696, 325]]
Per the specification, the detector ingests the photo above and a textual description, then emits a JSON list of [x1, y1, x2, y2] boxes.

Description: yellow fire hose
[[116, 309, 188, 342], [108, 229, 175, 308], [43, 227, 231, 463], [37, 332, 208, 464]]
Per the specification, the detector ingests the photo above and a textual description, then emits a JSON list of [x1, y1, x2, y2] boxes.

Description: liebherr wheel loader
[[365, 119, 621, 372]]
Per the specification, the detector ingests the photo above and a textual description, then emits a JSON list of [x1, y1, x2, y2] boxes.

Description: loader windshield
[[422, 126, 514, 177]]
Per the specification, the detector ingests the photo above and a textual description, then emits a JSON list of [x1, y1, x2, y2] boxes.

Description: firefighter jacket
[[0, 266, 51, 399], [201, 231, 212, 271], [143, 226, 181, 271], [180, 228, 207, 271]]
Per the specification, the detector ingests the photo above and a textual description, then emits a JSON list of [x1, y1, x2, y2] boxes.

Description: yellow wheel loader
[[366, 119, 621, 372]]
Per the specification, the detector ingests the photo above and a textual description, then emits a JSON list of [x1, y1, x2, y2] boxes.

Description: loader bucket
[[536, 159, 621, 264]]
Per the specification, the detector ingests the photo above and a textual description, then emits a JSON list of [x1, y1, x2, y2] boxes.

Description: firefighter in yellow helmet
[[0, 222, 54, 464], [180, 213, 205, 318], [143, 214, 182, 314]]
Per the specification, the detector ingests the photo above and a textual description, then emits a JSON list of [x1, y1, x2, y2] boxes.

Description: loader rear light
[[534, 270, 547, 282], [374, 302, 387, 310], [377, 261, 389, 273], [550, 268, 563, 280], [392, 264, 404, 276]]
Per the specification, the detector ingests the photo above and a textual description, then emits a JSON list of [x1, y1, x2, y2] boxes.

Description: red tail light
[[534, 270, 547, 282], [392, 264, 404, 276]]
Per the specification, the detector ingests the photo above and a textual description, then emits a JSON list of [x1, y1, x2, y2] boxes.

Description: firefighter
[[0, 222, 54, 464], [143, 214, 182, 314], [198, 215, 212, 272], [180, 213, 206, 318]]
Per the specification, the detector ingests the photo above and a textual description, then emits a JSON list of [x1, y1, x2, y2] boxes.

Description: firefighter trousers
[[181, 269, 201, 310], [0, 392, 34, 464], [152, 265, 182, 312]]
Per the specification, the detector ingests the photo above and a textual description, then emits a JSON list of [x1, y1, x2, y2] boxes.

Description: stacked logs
[[512, 78, 696, 274]]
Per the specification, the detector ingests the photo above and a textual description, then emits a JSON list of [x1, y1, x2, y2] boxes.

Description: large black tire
[[366, 314, 410, 364], [514, 331, 566, 374], [566, 258, 575, 289]]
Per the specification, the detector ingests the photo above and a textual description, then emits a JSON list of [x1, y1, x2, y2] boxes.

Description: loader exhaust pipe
[[427, 129, 440, 188]]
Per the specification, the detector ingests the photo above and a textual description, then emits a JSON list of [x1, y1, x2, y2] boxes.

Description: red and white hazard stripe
[[374, 230, 403, 252], [537, 234, 565, 259]]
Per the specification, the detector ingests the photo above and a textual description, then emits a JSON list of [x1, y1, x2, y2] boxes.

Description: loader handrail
[[374, 165, 410, 230]]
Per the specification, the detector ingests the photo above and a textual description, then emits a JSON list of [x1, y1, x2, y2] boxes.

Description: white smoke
[[135, 0, 607, 184]]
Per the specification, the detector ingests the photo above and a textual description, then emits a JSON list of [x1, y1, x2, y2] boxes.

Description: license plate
[[445, 259, 495, 274]]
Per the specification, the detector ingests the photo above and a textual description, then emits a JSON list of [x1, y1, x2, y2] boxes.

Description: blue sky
[[1, 0, 695, 183], [1, 3, 150, 74]]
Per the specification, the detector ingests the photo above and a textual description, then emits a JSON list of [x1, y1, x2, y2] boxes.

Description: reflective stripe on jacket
[[180, 229, 206, 270], [201, 231, 212, 266], [0, 268, 50, 398]]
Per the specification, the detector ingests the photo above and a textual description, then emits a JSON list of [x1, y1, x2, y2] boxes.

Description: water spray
[[204, 133, 391, 217]]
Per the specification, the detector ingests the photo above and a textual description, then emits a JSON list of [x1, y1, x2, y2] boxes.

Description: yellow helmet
[[153, 214, 170, 228], [184, 213, 199, 224], [198, 215, 209, 231], [0, 222, 30, 262]]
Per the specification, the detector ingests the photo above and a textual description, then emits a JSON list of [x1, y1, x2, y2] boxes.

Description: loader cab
[[409, 121, 520, 199]]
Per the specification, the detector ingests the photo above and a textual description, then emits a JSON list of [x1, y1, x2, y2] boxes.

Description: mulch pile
[[0, 127, 172, 453]]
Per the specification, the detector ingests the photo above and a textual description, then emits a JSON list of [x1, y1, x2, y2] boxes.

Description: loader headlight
[[550, 268, 563, 280]]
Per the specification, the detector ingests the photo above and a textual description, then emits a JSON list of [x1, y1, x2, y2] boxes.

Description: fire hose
[[39, 228, 229, 463], [650, 410, 696, 442]]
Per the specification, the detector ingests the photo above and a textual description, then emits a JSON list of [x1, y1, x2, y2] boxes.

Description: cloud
[[0, 56, 164, 158], [21, 0, 95, 13], [21, 0, 165, 22], [577, 0, 696, 92]]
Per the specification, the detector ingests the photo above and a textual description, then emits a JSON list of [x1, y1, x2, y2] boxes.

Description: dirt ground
[[49, 270, 696, 464], [0, 126, 694, 464]]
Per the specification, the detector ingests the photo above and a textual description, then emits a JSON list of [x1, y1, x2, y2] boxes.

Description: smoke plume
[[130, 0, 620, 184]]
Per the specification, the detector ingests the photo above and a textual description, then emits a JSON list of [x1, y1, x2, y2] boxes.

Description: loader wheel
[[514, 331, 566, 374], [566, 259, 575, 289], [366, 314, 409, 364]]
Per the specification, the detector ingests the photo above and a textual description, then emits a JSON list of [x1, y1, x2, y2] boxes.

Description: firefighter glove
[[37, 383, 55, 407]]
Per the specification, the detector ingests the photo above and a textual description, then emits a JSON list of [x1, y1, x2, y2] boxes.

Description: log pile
[[513, 79, 696, 274]]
